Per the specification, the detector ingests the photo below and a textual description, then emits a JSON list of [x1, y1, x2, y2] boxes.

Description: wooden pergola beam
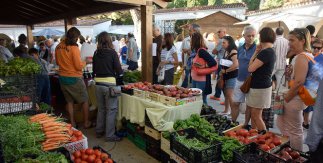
[[141, 1, 153, 82], [94, 0, 145, 6], [26, 25, 34, 49], [153, 0, 168, 8]]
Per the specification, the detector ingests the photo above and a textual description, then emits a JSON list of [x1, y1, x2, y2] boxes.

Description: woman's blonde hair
[[289, 28, 312, 53]]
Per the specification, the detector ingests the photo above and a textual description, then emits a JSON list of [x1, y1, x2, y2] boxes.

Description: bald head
[[217, 28, 226, 39], [153, 25, 161, 37], [45, 39, 52, 48]]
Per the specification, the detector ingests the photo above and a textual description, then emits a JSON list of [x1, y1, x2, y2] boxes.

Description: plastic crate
[[93, 146, 116, 163], [202, 114, 238, 135], [233, 143, 266, 163], [170, 128, 222, 163], [63, 130, 88, 154], [127, 129, 147, 151], [0, 74, 37, 114], [268, 144, 310, 163], [161, 149, 171, 163], [146, 135, 161, 161]]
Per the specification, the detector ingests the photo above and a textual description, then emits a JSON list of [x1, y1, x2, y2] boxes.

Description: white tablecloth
[[118, 93, 203, 131]]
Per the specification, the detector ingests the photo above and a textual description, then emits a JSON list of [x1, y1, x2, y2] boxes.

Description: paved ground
[[79, 79, 310, 162]]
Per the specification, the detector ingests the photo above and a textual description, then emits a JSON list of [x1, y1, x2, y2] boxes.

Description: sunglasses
[[313, 46, 322, 50]]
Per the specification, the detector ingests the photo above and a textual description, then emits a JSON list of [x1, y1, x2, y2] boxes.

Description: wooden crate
[[133, 89, 145, 98], [145, 125, 161, 140], [159, 95, 202, 106], [161, 134, 171, 155], [145, 91, 160, 102]]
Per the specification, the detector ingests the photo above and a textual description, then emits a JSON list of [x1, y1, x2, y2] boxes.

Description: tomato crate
[[93, 146, 116, 163], [133, 89, 146, 98], [0, 74, 38, 115], [127, 128, 147, 151], [170, 128, 222, 163], [63, 128, 88, 154], [268, 144, 310, 163], [146, 135, 161, 161], [145, 125, 161, 140], [233, 142, 268, 163]]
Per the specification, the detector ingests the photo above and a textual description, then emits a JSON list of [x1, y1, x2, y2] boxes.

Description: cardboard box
[[145, 125, 161, 140]]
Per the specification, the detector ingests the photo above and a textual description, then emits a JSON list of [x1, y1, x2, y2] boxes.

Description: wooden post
[[26, 25, 34, 49], [64, 18, 77, 33], [141, 1, 153, 82]]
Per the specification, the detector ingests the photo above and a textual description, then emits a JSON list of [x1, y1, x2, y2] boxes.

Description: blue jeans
[[192, 80, 207, 104], [214, 65, 222, 98], [37, 75, 51, 104], [181, 69, 191, 88]]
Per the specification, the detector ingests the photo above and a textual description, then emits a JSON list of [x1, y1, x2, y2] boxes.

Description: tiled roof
[[154, 3, 246, 14], [247, 0, 322, 16]]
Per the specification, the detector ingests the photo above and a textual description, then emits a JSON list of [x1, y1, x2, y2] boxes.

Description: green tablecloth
[[118, 93, 203, 131]]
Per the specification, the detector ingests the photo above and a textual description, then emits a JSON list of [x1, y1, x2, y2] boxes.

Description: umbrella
[[33, 28, 64, 36], [108, 29, 132, 35]]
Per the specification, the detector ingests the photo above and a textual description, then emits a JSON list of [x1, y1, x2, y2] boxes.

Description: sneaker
[[210, 96, 221, 101], [303, 123, 309, 129], [105, 136, 122, 142], [220, 101, 225, 105]]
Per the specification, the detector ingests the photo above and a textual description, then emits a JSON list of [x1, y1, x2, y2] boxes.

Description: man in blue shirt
[[230, 26, 257, 126]]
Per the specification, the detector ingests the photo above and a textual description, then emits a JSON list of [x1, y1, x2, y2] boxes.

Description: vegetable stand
[[117, 93, 203, 131]]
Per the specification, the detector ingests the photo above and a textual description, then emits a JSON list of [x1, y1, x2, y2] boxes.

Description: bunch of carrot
[[29, 113, 78, 151]]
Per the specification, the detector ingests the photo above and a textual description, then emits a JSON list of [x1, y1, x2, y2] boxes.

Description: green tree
[[208, 0, 216, 5], [167, 0, 187, 8], [260, 0, 283, 9], [187, 0, 208, 7], [243, 0, 261, 10], [109, 11, 134, 25]]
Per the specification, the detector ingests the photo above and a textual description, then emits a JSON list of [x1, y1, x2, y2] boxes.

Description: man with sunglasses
[[312, 39, 322, 57]]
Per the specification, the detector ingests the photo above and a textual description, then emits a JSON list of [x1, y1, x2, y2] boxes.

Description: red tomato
[[260, 144, 270, 151], [81, 161, 87, 163], [243, 138, 252, 144], [238, 136, 245, 142], [101, 153, 109, 161], [95, 159, 103, 163], [290, 151, 300, 159], [87, 154, 96, 162], [80, 149, 86, 154], [74, 131, 83, 137], [106, 159, 113, 163], [71, 155, 75, 161], [94, 150, 102, 157], [273, 138, 282, 146], [75, 158, 82, 163], [86, 148, 94, 155], [71, 136, 77, 142], [269, 143, 276, 149], [81, 154, 88, 161], [225, 131, 236, 137], [73, 151, 81, 158], [77, 136, 83, 141], [257, 138, 266, 144], [265, 138, 273, 145], [237, 129, 248, 137], [250, 132, 258, 137]]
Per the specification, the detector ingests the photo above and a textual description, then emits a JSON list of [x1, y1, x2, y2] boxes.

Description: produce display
[[15, 152, 69, 163], [176, 134, 210, 151], [29, 113, 84, 151], [172, 114, 243, 162], [273, 146, 307, 162], [0, 58, 41, 76], [0, 115, 68, 162], [123, 82, 201, 98], [203, 114, 238, 134], [224, 128, 258, 144], [123, 70, 141, 83], [252, 132, 282, 152], [72, 147, 114, 163]]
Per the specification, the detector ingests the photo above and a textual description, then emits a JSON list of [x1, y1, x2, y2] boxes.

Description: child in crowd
[[28, 48, 51, 105]]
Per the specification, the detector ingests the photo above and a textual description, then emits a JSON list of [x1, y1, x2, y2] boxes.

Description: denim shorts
[[224, 77, 237, 89]]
